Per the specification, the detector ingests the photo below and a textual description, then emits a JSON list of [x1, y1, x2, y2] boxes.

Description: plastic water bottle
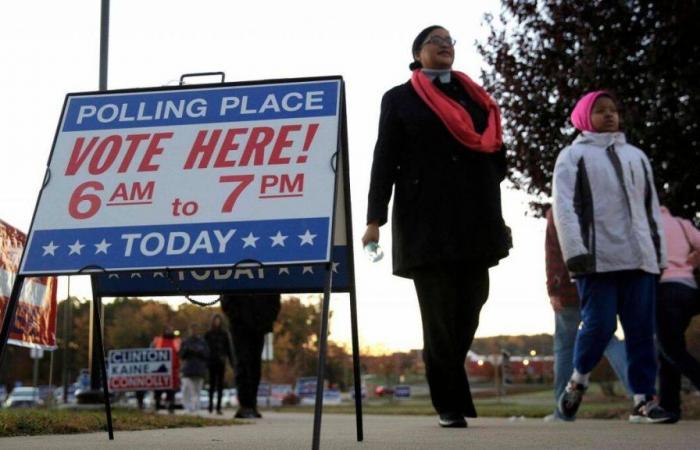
[[363, 242, 384, 262]]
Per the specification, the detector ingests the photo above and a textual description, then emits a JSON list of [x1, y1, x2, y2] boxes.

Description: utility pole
[[82, 0, 110, 402]]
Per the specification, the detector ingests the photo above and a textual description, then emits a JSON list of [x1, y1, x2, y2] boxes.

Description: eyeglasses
[[422, 36, 456, 47]]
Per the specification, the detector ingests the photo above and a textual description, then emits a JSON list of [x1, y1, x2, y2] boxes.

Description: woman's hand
[[362, 223, 380, 247]]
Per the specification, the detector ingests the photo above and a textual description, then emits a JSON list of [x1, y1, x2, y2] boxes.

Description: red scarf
[[410, 70, 502, 153]]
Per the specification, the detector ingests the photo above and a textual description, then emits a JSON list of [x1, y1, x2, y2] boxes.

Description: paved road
[[3, 412, 699, 449]]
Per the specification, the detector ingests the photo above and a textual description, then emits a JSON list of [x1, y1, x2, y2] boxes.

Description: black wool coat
[[367, 80, 511, 278]]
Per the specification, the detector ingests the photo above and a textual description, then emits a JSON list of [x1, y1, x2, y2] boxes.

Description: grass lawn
[[0, 408, 239, 438], [277, 385, 700, 421]]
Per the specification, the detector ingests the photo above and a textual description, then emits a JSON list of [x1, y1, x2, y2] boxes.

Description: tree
[[478, 0, 700, 220], [269, 296, 325, 383]]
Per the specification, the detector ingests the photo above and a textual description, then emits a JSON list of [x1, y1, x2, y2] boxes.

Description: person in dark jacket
[[179, 323, 210, 413], [362, 25, 510, 428], [220, 293, 281, 419], [204, 314, 233, 414]]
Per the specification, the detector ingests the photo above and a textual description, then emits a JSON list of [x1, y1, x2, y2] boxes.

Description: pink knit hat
[[570, 90, 609, 132]]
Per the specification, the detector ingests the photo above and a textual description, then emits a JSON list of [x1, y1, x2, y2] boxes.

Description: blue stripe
[[23, 218, 330, 273], [93, 246, 350, 295], [63, 81, 339, 131]]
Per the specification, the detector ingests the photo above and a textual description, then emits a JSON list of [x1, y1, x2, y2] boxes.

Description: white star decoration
[[39, 226, 324, 274], [68, 240, 85, 255], [298, 230, 317, 246], [42, 241, 59, 256], [269, 231, 288, 247], [332, 262, 340, 273], [242, 232, 260, 248], [94, 239, 111, 255]]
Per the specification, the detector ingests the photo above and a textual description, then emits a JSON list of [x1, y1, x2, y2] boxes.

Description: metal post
[[99, 0, 110, 91], [0, 276, 25, 369], [49, 350, 54, 405], [311, 263, 334, 450], [338, 85, 363, 442], [62, 278, 71, 403], [85, 0, 109, 399], [91, 279, 113, 439], [32, 354, 40, 402], [89, 295, 104, 391], [348, 290, 363, 440]]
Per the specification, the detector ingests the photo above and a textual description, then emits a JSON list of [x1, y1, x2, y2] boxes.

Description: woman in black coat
[[362, 25, 510, 428]]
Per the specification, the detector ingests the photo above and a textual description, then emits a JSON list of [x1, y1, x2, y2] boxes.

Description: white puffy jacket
[[552, 131, 667, 276]]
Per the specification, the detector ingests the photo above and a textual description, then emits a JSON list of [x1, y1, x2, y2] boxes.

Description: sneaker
[[438, 412, 467, 428], [543, 412, 574, 423], [629, 399, 675, 424], [557, 382, 586, 420]]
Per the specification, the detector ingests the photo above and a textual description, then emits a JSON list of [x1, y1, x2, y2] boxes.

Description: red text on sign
[[65, 132, 173, 176], [260, 174, 304, 198], [183, 123, 319, 169]]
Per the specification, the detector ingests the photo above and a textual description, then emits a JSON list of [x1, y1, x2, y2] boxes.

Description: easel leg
[[349, 289, 363, 441], [91, 279, 114, 440], [0, 276, 25, 367], [312, 263, 333, 450]]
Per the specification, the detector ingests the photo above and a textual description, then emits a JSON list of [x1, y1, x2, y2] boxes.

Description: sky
[[0, 0, 552, 353]]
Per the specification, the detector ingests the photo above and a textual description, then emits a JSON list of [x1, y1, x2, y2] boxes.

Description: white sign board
[[108, 348, 173, 391], [21, 78, 342, 275]]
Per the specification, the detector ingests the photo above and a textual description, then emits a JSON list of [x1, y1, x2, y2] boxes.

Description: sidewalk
[[2, 412, 699, 449]]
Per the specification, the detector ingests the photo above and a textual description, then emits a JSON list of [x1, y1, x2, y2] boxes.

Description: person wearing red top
[[152, 325, 181, 413], [544, 208, 630, 422]]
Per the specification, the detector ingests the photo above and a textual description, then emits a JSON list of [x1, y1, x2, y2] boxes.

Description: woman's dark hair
[[409, 25, 444, 71]]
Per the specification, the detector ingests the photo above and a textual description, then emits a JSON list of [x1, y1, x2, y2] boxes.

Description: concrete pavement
[[2, 412, 699, 449]]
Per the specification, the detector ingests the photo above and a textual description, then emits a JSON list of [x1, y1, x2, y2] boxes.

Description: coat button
[[452, 155, 459, 162], [412, 179, 419, 185]]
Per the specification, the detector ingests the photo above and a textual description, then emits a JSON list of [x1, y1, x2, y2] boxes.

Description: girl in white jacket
[[552, 90, 671, 423]]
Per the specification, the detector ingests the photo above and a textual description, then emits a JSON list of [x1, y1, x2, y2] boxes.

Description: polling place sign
[[20, 78, 341, 275], [108, 348, 173, 391]]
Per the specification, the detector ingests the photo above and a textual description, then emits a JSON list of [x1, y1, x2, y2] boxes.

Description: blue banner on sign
[[93, 245, 350, 296], [22, 217, 330, 273], [63, 81, 339, 132]]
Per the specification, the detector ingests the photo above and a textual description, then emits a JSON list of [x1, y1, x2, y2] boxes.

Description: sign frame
[[0, 75, 363, 449], [19, 76, 343, 277]]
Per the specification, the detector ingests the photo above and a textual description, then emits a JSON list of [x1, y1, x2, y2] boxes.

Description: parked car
[[374, 385, 394, 397], [3, 387, 43, 408]]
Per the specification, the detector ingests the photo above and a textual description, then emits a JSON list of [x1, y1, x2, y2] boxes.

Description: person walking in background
[[553, 90, 671, 423], [362, 25, 511, 428], [656, 205, 700, 423], [543, 207, 631, 422], [179, 323, 209, 413], [204, 313, 233, 415], [220, 294, 281, 419], [152, 325, 181, 413]]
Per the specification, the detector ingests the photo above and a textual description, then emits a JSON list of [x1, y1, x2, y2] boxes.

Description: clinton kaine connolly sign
[[108, 348, 173, 391], [20, 78, 341, 275]]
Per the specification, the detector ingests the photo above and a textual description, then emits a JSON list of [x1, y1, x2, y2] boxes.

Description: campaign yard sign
[[108, 348, 173, 391], [0, 219, 57, 349], [20, 78, 342, 275]]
